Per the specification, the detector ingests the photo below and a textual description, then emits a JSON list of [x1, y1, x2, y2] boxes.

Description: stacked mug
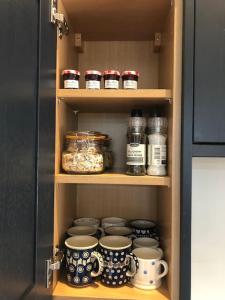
[[64, 217, 168, 290]]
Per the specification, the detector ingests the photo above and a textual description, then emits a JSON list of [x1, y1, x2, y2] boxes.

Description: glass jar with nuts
[[62, 131, 107, 174]]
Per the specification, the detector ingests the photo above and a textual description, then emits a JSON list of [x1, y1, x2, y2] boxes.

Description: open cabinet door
[[0, 0, 56, 299]]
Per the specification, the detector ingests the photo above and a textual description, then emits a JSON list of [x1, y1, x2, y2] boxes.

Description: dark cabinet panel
[[194, 0, 225, 143], [0, 1, 56, 299], [0, 0, 39, 299]]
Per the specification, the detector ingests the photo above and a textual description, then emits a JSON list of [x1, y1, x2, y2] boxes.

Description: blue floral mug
[[67, 226, 97, 237], [65, 236, 104, 287], [99, 236, 139, 287], [129, 219, 159, 240]]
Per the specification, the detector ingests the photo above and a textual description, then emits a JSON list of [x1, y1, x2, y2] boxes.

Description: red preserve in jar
[[122, 70, 140, 89], [62, 70, 80, 89], [103, 70, 120, 89], [85, 70, 102, 89]]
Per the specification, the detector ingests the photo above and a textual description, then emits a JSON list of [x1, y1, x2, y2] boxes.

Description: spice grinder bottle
[[147, 107, 168, 176], [126, 109, 146, 176]]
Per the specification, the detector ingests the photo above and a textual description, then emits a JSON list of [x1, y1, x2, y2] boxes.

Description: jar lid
[[149, 106, 165, 118], [85, 70, 102, 76], [103, 70, 120, 76], [131, 109, 143, 117], [122, 70, 140, 77], [65, 131, 108, 141], [62, 69, 80, 76]]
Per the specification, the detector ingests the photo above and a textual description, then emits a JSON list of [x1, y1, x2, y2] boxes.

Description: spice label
[[148, 145, 167, 166], [64, 80, 79, 89], [126, 143, 146, 165], [123, 80, 137, 89], [104, 80, 119, 89], [86, 80, 100, 89]]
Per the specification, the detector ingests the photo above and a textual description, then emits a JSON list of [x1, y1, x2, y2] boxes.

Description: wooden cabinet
[[0, 0, 183, 299]]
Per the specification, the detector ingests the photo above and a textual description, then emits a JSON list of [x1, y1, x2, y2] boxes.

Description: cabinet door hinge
[[50, 0, 69, 39], [46, 248, 64, 288]]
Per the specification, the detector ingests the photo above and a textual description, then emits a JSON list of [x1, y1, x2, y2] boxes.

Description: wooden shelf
[[55, 173, 170, 187], [57, 89, 172, 112], [57, 89, 172, 100], [53, 281, 170, 300]]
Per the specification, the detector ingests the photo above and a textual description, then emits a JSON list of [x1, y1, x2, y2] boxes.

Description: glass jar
[[103, 70, 120, 89], [85, 70, 102, 89], [122, 70, 139, 89], [62, 131, 106, 174], [62, 70, 80, 89], [101, 138, 113, 170]]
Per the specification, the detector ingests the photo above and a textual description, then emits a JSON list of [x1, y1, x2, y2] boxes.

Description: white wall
[[192, 158, 225, 300]]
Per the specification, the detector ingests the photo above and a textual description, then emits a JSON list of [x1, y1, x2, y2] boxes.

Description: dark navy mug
[[65, 236, 104, 287], [99, 236, 139, 287], [129, 219, 159, 240]]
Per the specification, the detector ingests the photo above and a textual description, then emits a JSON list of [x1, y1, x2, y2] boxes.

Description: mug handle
[[90, 251, 104, 277], [157, 260, 168, 280], [156, 247, 164, 257], [128, 234, 137, 240], [97, 227, 105, 237], [126, 253, 139, 277]]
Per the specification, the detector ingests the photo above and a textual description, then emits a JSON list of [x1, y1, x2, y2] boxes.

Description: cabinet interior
[[53, 0, 182, 299]]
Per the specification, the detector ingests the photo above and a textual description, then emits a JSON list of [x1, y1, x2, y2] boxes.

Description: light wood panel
[[157, 5, 174, 291], [157, 1, 182, 299], [57, 0, 78, 89], [57, 89, 172, 100], [76, 185, 158, 220], [55, 101, 77, 174], [53, 184, 77, 289], [61, 0, 170, 41], [158, 5, 174, 89], [169, 1, 182, 299], [57, 89, 172, 112], [55, 173, 170, 187], [54, 184, 76, 247], [78, 41, 159, 88], [53, 281, 169, 300]]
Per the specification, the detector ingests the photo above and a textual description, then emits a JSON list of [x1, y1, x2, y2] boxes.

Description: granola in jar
[[62, 131, 107, 174]]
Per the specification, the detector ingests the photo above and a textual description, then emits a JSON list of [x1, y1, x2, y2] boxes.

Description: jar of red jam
[[103, 70, 120, 89], [85, 70, 102, 89], [62, 70, 80, 89], [122, 70, 140, 89]]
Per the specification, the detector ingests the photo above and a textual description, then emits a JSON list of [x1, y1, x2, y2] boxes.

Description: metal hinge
[[46, 248, 64, 288], [50, 0, 69, 39]]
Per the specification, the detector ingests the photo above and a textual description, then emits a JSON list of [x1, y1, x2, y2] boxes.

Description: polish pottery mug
[[65, 236, 104, 287], [104, 226, 133, 238], [67, 226, 97, 237], [133, 237, 162, 256], [99, 236, 139, 287], [133, 237, 159, 248], [101, 217, 127, 229], [131, 247, 168, 290], [73, 217, 100, 229], [129, 219, 159, 240]]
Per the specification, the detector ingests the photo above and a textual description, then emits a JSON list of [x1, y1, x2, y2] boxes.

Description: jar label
[[86, 80, 100, 89], [123, 80, 137, 89], [148, 145, 167, 166], [64, 80, 79, 89], [104, 80, 119, 89], [126, 143, 146, 165]]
